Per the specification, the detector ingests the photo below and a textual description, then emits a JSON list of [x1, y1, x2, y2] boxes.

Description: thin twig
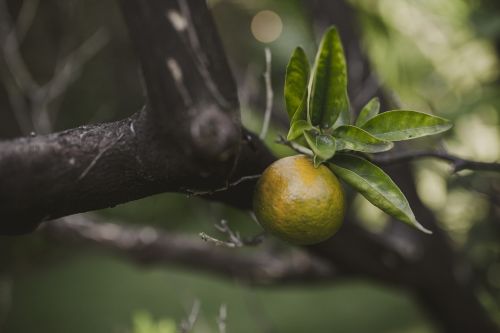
[[373, 151, 500, 173], [259, 47, 273, 140], [217, 304, 227, 333], [200, 220, 265, 248], [0, 0, 38, 134], [214, 220, 243, 247], [199, 232, 237, 248], [179, 299, 201, 333], [185, 174, 261, 196], [33, 28, 109, 132], [275, 135, 313, 156], [0, 0, 39, 95], [42, 28, 109, 102], [15, 0, 39, 42], [2, 76, 31, 134], [217, 219, 266, 246], [2, 17, 39, 95], [0, 0, 108, 134], [238, 63, 259, 109]]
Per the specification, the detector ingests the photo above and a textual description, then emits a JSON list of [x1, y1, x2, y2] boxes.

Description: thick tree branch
[[0, 110, 274, 235], [42, 215, 337, 285], [0, 0, 277, 235], [118, 0, 241, 156]]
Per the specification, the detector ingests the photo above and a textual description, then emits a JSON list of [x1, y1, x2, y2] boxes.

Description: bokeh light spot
[[250, 10, 283, 43]]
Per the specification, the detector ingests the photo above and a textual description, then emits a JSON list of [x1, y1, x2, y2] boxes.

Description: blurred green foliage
[[3, 254, 434, 333], [132, 311, 177, 333]]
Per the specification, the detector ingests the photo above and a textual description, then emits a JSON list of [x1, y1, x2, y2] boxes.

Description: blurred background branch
[[0, 0, 109, 134], [41, 215, 337, 286], [373, 150, 500, 173]]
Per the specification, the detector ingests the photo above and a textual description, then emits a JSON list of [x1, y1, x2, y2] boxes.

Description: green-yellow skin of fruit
[[253, 155, 345, 245]]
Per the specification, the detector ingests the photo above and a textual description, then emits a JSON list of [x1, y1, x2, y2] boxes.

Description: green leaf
[[355, 97, 380, 127], [329, 154, 431, 234], [308, 27, 350, 129], [287, 120, 313, 141], [335, 104, 351, 127], [333, 125, 394, 153], [291, 91, 308, 123], [313, 155, 323, 168], [285, 47, 310, 121], [361, 110, 452, 141], [304, 130, 336, 166]]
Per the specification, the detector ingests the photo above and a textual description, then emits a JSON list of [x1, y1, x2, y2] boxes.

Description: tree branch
[[41, 215, 338, 285], [199, 219, 265, 248], [276, 136, 499, 173], [372, 150, 500, 172], [0, 110, 274, 235], [275, 135, 313, 156], [0, 0, 277, 235], [259, 47, 273, 140], [118, 0, 241, 150]]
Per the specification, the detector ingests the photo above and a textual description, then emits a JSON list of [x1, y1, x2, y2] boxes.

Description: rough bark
[[0, 107, 273, 235], [0, 0, 269, 234]]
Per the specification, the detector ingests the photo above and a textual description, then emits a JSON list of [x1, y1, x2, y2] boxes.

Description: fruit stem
[[276, 135, 313, 157]]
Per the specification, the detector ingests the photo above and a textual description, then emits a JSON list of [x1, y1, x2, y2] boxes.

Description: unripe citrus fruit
[[253, 154, 345, 245]]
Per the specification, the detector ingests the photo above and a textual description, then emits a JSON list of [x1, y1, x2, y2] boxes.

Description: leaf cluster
[[283, 27, 453, 233]]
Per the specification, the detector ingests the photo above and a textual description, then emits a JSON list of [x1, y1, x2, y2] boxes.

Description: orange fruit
[[253, 155, 345, 245]]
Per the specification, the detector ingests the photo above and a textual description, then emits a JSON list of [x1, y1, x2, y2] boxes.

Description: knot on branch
[[189, 105, 240, 162]]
